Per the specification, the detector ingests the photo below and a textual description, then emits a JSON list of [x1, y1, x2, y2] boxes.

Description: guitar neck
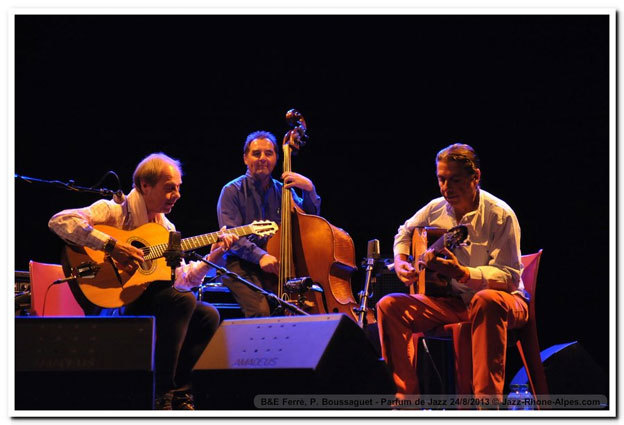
[[427, 234, 448, 254], [144, 224, 253, 261]]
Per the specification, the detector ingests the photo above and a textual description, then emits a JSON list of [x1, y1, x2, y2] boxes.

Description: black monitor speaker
[[15, 316, 155, 410], [192, 313, 395, 409]]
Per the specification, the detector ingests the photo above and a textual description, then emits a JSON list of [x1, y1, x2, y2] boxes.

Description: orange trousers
[[377, 289, 528, 398]]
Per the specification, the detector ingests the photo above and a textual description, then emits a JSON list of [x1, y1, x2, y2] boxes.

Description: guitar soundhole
[[130, 239, 155, 275]]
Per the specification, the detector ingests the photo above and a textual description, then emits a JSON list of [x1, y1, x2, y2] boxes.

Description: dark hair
[[436, 143, 480, 176], [133, 152, 182, 193], [243, 130, 279, 158]]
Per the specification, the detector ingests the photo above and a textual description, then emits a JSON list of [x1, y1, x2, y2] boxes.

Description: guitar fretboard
[[142, 224, 254, 261]]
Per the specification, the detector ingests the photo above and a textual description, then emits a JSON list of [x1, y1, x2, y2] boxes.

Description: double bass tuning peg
[[283, 109, 308, 149], [285, 109, 306, 130]]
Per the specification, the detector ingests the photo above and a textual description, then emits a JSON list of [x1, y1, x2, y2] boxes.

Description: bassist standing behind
[[48, 153, 238, 410], [377, 143, 529, 403], [217, 130, 321, 317]]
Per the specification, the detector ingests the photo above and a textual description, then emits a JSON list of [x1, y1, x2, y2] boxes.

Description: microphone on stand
[[164, 231, 183, 284], [53, 261, 100, 284], [285, 277, 324, 294], [367, 239, 380, 262]]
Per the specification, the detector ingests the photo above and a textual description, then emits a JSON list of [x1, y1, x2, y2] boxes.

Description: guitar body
[[63, 223, 175, 308]]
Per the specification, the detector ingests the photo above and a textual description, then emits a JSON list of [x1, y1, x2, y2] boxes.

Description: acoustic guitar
[[62, 220, 278, 308], [410, 225, 468, 296]]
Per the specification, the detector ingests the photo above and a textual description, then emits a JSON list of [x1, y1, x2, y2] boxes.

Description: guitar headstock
[[443, 225, 468, 251], [250, 220, 279, 237]]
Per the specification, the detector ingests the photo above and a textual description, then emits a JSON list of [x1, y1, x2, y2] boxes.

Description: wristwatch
[[458, 267, 470, 283], [104, 237, 117, 255]]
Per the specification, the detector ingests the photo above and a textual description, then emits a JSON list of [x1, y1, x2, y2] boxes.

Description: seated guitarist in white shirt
[[48, 152, 238, 410], [377, 143, 529, 405]]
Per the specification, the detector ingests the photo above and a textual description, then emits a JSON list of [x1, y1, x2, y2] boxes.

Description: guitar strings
[[137, 224, 269, 261]]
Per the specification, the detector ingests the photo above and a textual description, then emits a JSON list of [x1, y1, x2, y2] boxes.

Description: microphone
[[53, 261, 100, 284], [367, 239, 380, 260], [168, 231, 181, 249], [285, 277, 323, 294], [164, 231, 182, 264], [113, 190, 125, 204], [163, 231, 183, 284], [362, 239, 380, 269]]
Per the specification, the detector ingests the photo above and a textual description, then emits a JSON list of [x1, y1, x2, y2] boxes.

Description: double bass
[[265, 109, 374, 324]]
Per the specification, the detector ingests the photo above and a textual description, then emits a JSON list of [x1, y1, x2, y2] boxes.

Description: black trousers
[[124, 281, 220, 396], [220, 256, 272, 318]]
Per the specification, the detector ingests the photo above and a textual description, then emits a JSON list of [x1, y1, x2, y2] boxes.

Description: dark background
[[14, 15, 611, 377]]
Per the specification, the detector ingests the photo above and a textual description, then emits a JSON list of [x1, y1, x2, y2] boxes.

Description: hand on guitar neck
[[396, 225, 470, 288], [207, 226, 240, 259], [419, 247, 470, 283], [395, 248, 469, 287]]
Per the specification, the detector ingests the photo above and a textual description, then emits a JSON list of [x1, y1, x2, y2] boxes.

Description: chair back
[[518, 250, 548, 397], [29, 261, 85, 316], [520, 250, 543, 302]]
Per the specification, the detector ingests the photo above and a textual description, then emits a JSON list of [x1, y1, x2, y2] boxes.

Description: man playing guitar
[[49, 152, 238, 410], [377, 143, 529, 404]]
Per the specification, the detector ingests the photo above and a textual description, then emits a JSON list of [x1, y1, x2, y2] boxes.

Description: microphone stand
[[355, 239, 381, 328], [185, 251, 309, 317], [355, 257, 378, 328], [15, 173, 123, 200]]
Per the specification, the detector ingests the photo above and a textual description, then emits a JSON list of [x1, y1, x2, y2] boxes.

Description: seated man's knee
[[376, 293, 410, 316], [197, 301, 221, 333], [469, 289, 506, 319], [241, 294, 270, 317], [176, 290, 197, 312]]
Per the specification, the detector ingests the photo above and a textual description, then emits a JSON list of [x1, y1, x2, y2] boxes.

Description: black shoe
[[172, 391, 195, 410], [155, 392, 173, 410]]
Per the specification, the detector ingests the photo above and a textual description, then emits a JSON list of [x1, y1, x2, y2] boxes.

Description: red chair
[[29, 261, 85, 317], [412, 250, 548, 404]]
